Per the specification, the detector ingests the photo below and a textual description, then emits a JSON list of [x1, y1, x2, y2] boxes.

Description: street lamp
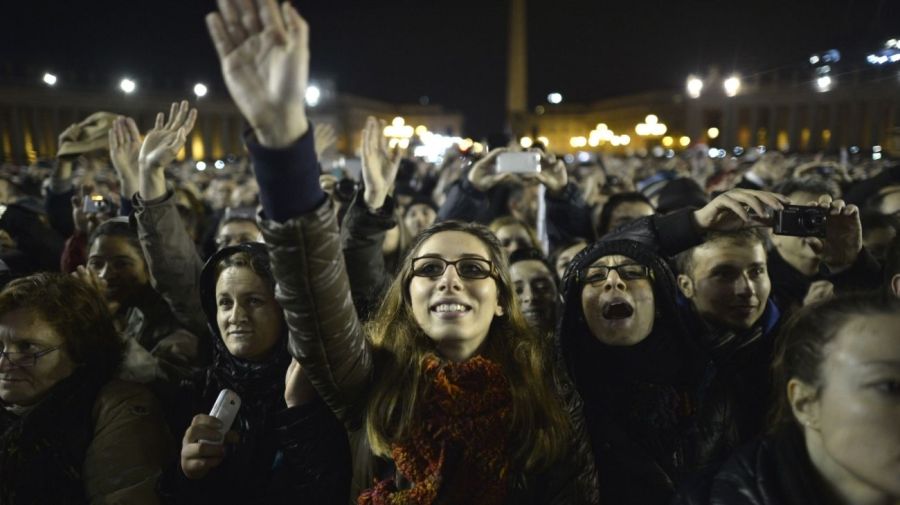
[[679, 136, 691, 147], [686, 76, 703, 99], [119, 78, 136, 94], [815, 75, 833, 92], [305, 85, 321, 107], [193, 83, 208, 98], [723, 75, 741, 97], [707, 127, 720, 139], [42, 73, 57, 86], [519, 136, 533, 148], [547, 92, 563, 104]]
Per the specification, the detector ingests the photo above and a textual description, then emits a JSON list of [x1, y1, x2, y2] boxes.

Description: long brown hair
[[364, 220, 571, 474]]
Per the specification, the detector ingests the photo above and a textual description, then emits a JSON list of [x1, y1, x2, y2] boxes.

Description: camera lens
[[800, 209, 826, 230]]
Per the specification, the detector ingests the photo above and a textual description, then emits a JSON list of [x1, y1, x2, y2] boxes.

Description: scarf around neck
[[359, 355, 513, 505]]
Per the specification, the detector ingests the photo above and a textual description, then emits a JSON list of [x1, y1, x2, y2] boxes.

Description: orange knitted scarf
[[358, 354, 513, 505]]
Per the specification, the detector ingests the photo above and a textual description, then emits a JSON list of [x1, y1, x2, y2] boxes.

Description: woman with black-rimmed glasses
[[556, 234, 743, 505], [0, 272, 171, 504], [202, 0, 599, 502]]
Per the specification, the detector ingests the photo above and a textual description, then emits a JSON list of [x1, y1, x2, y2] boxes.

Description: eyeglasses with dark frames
[[411, 256, 494, 280], [580, 264, 652, 285]]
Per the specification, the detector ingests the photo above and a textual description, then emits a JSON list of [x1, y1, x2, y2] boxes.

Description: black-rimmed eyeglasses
[[411, 257, 494, 280], [580, 264, 652, 285]]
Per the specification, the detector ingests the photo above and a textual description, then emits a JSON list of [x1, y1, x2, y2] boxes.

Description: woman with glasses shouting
[[203, 1, 598, 502], [0, 273, 171, 503], [556, 230, 746, 505]]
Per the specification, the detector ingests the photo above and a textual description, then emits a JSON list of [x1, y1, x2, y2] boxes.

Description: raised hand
[[138, 100, 197, 201], [693, 189, 789, 232], [206, 0, 309, 148], [534, 151, 568, 195], [70, 184, 108, 237], [804, 195, 862, 271], [467, 148, 514, 193], [360, 116, 400, 210], [314, 123, 337, 159], [109, 116, 142, 199], [180, 414, 239, 480]]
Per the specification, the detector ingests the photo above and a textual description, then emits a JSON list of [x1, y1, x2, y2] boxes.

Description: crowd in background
[[1, 1, 899, 505]]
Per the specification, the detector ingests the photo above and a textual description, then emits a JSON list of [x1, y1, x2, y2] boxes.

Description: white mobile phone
[[204, 389, 241, 444], [496, 152, 541, 174]]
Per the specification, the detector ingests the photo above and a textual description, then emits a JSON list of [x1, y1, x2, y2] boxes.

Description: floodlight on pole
[[305, 85, 321, 107], [686, 76, 703, 98], [119, 78, 136, 94], [723, 75, 741, 97]]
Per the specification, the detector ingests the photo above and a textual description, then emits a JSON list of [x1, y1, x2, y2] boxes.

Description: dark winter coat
[[673, 425, 830, 505], [558, 230, 740, 505]]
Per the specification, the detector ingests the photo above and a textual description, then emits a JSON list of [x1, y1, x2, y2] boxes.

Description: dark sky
[[3, 0, 898, 137]]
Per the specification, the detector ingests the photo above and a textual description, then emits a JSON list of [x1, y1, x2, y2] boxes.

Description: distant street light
[[193, 83, 208, 98], [679, 136, 691, 147], [686, 76, 703, 98], [305, 85, 321, 107], [723, 75, 741, 97], [816, 75, 833, 92], [42, 73, 57, 86], [707, 127, 720, 139], [547, 92, 563, 104], [119, 78, 136, 94], [519, 136, 533, 148]]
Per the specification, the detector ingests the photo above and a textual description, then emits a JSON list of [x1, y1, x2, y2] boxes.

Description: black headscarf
[[198, 242, 291, 414]]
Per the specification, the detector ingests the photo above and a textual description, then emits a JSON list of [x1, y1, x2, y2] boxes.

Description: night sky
[[3, 0, 899, 137]]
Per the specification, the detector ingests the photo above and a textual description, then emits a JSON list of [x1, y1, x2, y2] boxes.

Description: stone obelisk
[[506, 0, 527, 137]]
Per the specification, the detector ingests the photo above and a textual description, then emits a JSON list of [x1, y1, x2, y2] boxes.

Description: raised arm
[[128, 101, 208, 337], [206, 0, 372, 428]]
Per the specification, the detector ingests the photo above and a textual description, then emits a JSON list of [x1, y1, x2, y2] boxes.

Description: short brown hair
[[675, 229, 766, 277], [0, 273, 123, 376]]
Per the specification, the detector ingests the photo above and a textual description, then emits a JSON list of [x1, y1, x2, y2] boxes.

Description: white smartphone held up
[[204, 389, 241, 444], [496, 152, 541, 174]]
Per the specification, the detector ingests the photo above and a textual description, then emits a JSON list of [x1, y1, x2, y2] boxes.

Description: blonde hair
[[364, 221, 571, 474]]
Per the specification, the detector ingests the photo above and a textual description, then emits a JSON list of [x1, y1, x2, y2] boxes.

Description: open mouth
[[602, 300, 635, 320]]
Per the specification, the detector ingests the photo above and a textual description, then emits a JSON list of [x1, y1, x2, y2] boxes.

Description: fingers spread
[[206, 13, 236, 60], [238, 0, 262, 35], [125, 117, 141, 141], [257, 0, 287, 41], [217, 0, 248, 46], [155, 113, 165, 130], [183, 109, 198, 134]]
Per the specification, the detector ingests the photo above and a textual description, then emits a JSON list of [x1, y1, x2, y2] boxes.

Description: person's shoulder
[[673, 436, 779, 505], [91, 379, 162, 426]]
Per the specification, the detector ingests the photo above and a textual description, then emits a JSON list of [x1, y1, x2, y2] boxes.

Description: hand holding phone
[[496, 152, 541, 174], [82, 194, 110, 214], [204, 389, 241, 444]]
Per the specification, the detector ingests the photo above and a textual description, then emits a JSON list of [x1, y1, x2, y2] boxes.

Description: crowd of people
[[1, 1, 899, 504]]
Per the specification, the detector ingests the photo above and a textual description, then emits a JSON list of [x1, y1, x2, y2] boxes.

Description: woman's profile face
[[408, 231, 503, 362], [808, 313, 900, 498], [215, 266, 283, 362], [0, 309, 76, 406]]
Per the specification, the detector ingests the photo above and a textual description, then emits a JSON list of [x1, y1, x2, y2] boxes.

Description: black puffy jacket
[[558, 230, 742, 505], [673, 425, 830, 505]]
